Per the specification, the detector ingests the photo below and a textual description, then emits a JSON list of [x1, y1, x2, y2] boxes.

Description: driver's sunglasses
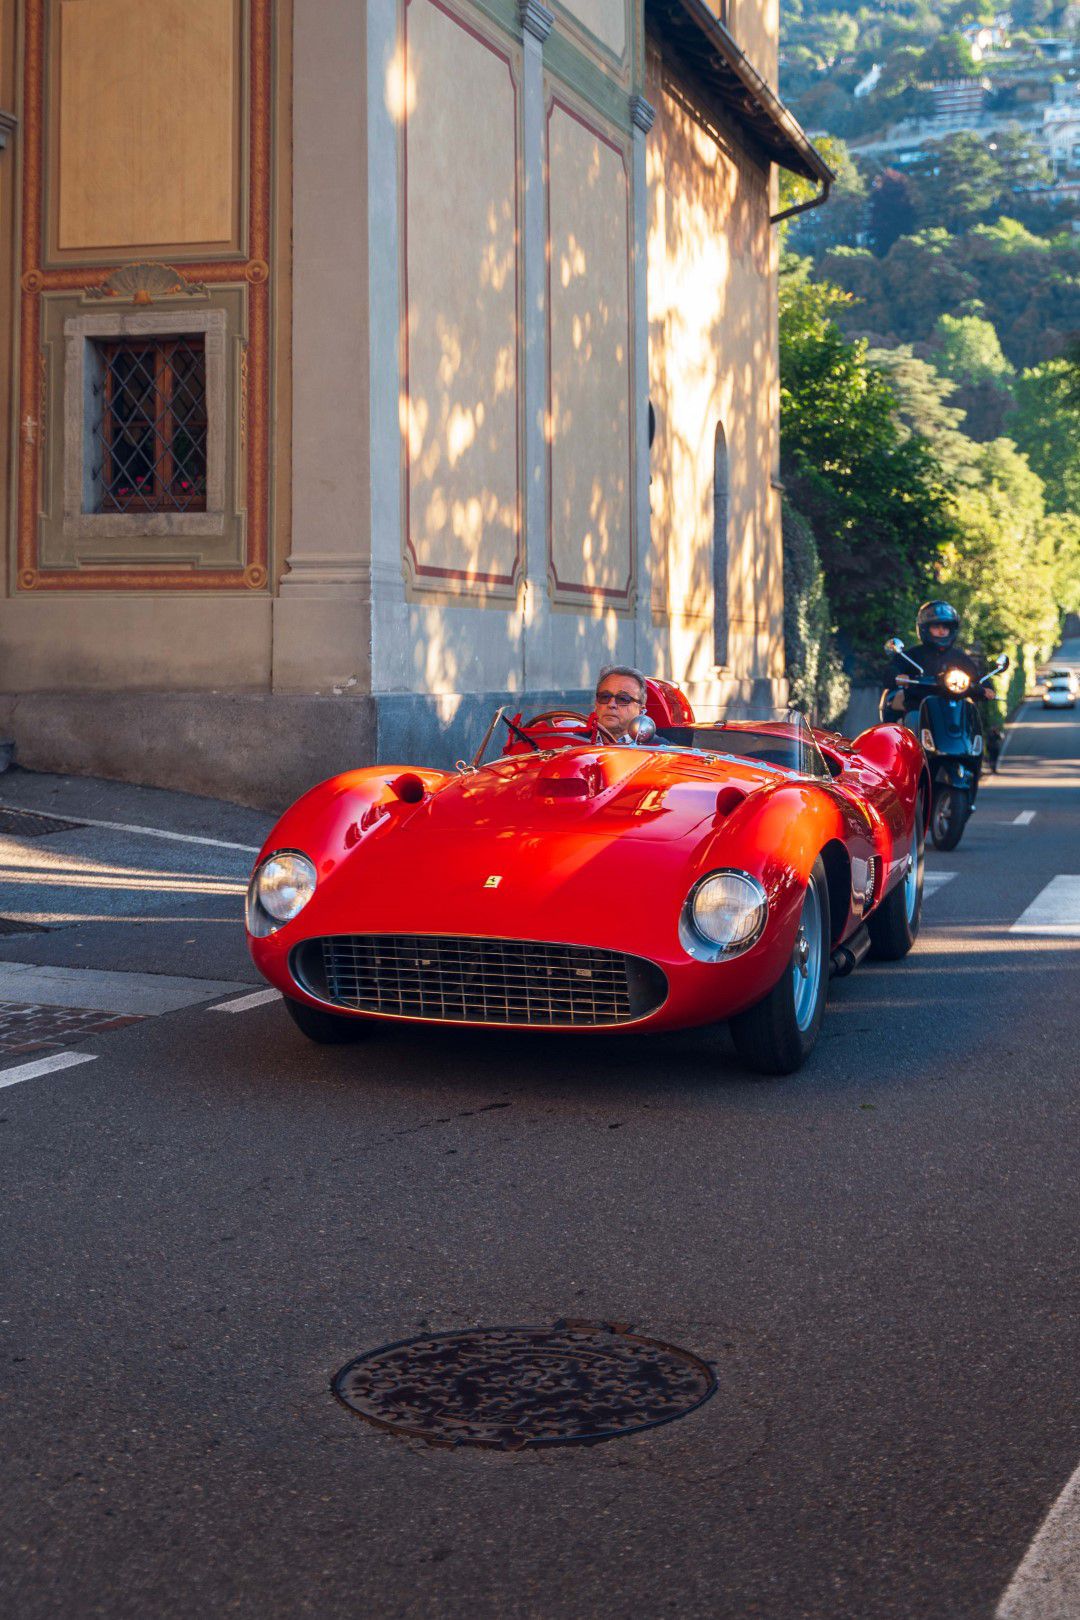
[[595, 689, 642, 707]]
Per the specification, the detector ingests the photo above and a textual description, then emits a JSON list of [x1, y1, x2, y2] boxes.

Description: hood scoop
[[535, 759, 605, 801]]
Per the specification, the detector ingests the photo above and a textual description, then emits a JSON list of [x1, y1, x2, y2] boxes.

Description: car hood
[[415, 747, 777, 842], [290, 748, 782, 948]]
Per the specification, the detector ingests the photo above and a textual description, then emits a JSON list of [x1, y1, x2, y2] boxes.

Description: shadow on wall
[[396, 9, 635, 701], [646, 73, 778, 686]]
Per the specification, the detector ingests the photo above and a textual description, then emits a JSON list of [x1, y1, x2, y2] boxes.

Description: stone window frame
[[62, 307, 227, 540]]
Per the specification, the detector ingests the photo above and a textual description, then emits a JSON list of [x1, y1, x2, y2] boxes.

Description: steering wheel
[[522, 709, 619, 746]]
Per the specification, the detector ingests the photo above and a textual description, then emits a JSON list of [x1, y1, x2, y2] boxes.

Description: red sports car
[[246, 680, 930, 1074]]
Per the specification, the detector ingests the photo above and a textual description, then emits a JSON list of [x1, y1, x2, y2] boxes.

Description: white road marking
[[996, 1457, 1080, 1618], [211, 988, 280, 1013], [0, 1050, 97, 1090], [0, 962, 249, 1015], [1013, 811, 1037, 826], [923, 872, 957, 895], [0, 801, 261, 854], [1010, 876, 1080, 937]]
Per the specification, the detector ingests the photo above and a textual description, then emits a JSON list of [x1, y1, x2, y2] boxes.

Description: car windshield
[[472, 702, 833, 779], [655, 710, 832, 779]]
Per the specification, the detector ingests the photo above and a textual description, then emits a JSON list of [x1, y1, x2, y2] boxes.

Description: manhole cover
[[332, 1320, 716, 1450], [0, 808, 84, 838]]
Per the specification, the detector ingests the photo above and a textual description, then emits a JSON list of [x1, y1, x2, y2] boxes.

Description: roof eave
[[645, 0, 834, 186]]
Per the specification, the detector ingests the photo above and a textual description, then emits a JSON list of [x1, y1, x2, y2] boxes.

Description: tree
[[935, 439, 1058, 655], [864, 345, 969, 462], [777, 136, 867, 257], [779, 257, 953, 668], [933, 313, 1014, 383], [1039, 512, 1080, 618], [908, 134, 1004, 233], [921, 31, 977, 77], [1009, 361, 1080, 512], [867, 169, 917, 255], [782, 499, 851, 724]]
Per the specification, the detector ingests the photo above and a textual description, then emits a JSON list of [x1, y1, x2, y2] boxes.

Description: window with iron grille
[[88, 336, 208, 514]]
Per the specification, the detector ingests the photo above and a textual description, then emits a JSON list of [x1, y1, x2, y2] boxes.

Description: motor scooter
[[881, 638, 1009, 851]]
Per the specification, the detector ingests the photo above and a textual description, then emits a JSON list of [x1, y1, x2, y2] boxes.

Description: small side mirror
[[996, 655, 1010, 673], [884, 637, 904, 655], [628, 714, 657, 745]]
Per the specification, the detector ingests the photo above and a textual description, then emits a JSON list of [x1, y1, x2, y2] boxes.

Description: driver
[[593, 665, 649, 741], [882, 601, 996, 719]]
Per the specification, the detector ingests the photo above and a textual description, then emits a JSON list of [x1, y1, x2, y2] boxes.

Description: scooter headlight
[[943, 668, 970, 694], [921, 728, 936, 752]]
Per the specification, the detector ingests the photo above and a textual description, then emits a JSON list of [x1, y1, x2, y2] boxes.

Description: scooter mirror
[[996, 655, 1010, 673], [884, 637, 904, 655]]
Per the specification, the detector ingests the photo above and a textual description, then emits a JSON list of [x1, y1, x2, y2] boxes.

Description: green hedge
[[783, 498, 851, 727]]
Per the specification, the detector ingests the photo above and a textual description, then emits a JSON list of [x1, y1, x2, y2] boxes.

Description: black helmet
[[916, 600, 960, 650]]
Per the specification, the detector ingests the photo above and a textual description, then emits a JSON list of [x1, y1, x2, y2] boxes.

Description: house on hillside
[[0, 0, 829, 808]]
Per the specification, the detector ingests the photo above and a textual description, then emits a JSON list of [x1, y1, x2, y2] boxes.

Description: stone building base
[[0, 678, 790, 814]]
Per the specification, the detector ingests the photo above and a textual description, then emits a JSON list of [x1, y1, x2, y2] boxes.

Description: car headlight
[[246, 851, 317, 937], [943, 668, 970, 694], [680, 870, 768, 962]]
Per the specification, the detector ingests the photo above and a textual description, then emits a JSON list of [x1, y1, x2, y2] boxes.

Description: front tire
[[930, 785, 971, 851], [868, 797, 924, 959], [284, 995, 372, 1044], [730, 857, 831, 1077]]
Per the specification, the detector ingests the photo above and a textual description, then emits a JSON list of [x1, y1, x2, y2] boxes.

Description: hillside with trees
[[775, 4, 1080, 714]]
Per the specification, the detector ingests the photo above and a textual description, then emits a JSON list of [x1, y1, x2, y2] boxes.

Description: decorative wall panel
[[15, 0, 271, 591], [402, 0, 522, 596], [551, 0, 627, 65], [546, 94, 633, 606], [56, 0, 239, 252]]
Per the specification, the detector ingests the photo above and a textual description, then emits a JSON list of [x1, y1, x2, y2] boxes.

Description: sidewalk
[[0, 765, 272, 997]]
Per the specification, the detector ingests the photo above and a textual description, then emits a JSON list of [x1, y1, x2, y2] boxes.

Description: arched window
[[713, 421, 729, 667]]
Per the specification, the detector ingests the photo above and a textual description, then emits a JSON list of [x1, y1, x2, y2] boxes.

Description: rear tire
[[284, 995, 371, 1044], [930, 786, 971, 851], [868, 797, 924, 960], [730, 857, 831, 1077]]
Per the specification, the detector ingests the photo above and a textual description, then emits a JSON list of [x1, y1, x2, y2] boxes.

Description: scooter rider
[[881, 600, 996, 721]]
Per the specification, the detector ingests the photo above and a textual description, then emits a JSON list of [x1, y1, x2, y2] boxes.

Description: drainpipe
[[770, 176, 832, 227]]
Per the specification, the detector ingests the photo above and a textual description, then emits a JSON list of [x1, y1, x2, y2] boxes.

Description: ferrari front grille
[[291, 935, 667, 1028]]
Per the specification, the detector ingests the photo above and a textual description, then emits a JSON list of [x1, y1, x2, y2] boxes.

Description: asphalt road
[[2, 675, 1079, 1620]]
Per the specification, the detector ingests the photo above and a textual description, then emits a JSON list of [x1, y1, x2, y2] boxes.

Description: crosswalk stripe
[[997, 1456, 1080, 1617], [210, 988, 281, 1013], [1012, 811, 1037, 826], [923, 872, 957, 895], [0, 1050, 97, 1090], [1010, 876, 1080, 937]]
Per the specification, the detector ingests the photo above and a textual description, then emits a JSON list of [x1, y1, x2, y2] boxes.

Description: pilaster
[[630, 93, 656, 674], [366, 0, 410, 693], [275, 0, 372, 692], [519, 0, 555, 690]]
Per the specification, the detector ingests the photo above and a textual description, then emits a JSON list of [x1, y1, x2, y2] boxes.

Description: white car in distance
[[1042, 669, 1078, 709]]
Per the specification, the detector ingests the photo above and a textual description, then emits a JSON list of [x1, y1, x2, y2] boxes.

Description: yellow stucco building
[[0, 0, 828, 807]]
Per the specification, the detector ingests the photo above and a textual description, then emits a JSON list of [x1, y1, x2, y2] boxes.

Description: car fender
[[253, 766, 456, 877], [698, 780, 871, 962]]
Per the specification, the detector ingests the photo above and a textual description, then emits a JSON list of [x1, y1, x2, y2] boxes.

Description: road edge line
[[0, 801, 261, 854]]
